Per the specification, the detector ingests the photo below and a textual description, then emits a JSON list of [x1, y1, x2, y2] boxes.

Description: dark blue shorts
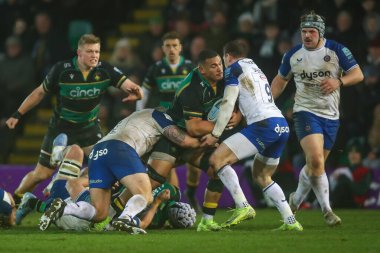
[[241, 117, 289, 158], [293, 111, 340, 150], [88, 140, 147, 189]]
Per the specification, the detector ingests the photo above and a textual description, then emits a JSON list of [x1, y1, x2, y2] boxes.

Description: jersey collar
[[163, 55, 184, 66]]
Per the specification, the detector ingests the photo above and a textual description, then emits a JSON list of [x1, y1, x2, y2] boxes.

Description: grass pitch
[[1, 209, 379, 253]]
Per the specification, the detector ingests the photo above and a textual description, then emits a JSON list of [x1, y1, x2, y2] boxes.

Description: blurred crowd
[[1, 0, 380, 208]]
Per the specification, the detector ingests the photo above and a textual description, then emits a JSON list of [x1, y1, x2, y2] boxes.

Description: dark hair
[[162, 31, 182, 44], [223, 40, 246, 58], [198, 49, 219, 65]]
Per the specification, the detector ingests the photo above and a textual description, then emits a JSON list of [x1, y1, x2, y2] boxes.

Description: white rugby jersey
[[225, 58, 283, 125], [99, 109, 170, 156], [278, 39, 359, 119]]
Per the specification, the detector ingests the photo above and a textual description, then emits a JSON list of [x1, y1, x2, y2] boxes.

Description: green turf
[[2, 209, 379, 253]]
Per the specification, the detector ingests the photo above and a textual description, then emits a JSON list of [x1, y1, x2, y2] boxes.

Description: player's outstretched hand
[[5, 117, 19, 129], [157, 189, 171, 202], [200, 133, 219, 148], [122, 86, 143, 103]]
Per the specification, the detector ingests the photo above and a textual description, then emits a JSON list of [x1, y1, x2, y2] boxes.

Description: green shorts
[[39, 121, 103, 168]]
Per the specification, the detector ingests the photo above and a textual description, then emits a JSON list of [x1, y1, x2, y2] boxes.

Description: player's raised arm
[[6, 84, 46, 129]]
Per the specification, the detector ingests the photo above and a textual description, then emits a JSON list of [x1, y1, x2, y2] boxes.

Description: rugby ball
[[207, 99, 223, 122]]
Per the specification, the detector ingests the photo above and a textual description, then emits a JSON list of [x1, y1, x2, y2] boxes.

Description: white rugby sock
[[263, 182, 295, 224], [293, 165, 312, 207], [64, 201, 96, 220], [309, 173, 332, 213], [217, 165, 249, 208], [119, 194, 147, 219]]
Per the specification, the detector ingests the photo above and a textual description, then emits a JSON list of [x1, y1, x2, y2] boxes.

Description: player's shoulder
[[154, 60, 164, 67], [285, 44, 303, 58], [53, 59, 74, 70], [324, 39, 345, 52], [176, 70, 196, 97], [96, 60, 113, 69], [226, 59, 246, 78], [183, 59, 194, 66]]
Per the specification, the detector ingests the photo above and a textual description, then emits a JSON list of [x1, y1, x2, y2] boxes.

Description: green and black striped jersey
[[167, 68, 224, 129], [42, 57, 126, 126], [142, 56, 194, 109]]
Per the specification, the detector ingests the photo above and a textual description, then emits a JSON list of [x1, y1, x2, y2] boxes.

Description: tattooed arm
[[163, 125, 201, 148]]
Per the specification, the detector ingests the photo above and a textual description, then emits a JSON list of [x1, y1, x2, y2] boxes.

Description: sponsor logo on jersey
[[300, 70, 331, 81], [274, 124, 289, 136], [70, 87, 101, 97], [64, 63, 72, 68], [342, 47, 353, 60], [160, 80, 182, 90], [69, 74, 74, 80], [89, 179, 103, 184], [89, 148, 108, 160]]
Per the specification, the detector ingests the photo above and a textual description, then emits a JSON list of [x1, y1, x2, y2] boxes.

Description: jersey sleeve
[[102, 61, 127, 89], [42, 62, 61, 94], [224, 63, 242, 87], [278, 45, 302, 80], [176, 86, 203, 120], [142, 64, 156, 90], [278, 51, 293, 80], [334, 43, 359, 72]]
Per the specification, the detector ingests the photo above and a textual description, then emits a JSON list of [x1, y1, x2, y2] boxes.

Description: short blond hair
[[78, 34, 101, 48]]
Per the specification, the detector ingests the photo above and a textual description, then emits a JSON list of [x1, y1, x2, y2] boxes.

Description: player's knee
[[308, 153, 324, 170], [253, 172, 271, 188], [206, 179, 224, 193], [93, 206, 108, 222], [144, 192, 153, 205], [67, 144, 84, 159], [208, 152, 223, 172]]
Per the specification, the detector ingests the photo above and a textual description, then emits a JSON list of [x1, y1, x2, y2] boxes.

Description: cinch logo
[[300, 70, 331, 81], [70, 87, 101, 97], [274, 124, 289, 136], [161, 80, 182, 90], [89, 148, 108, 160]]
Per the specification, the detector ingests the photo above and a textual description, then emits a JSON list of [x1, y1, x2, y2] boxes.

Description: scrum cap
[[300, 11, 325, 38]]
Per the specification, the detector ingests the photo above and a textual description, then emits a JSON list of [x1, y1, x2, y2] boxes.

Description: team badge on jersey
[[323, 55, 331, 62], [94, 72, 101, 81]]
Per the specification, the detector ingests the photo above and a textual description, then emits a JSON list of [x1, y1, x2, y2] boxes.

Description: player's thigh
[[222, 132, 257, 161], [300, 133, 325, 165], [210, 142, 239, 170], [148, 137, 179, 177], [38, 127, 61, 168], [33, 163, 56, 180], [70, 123, 103, 148], [119, 173, 152, 199]]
